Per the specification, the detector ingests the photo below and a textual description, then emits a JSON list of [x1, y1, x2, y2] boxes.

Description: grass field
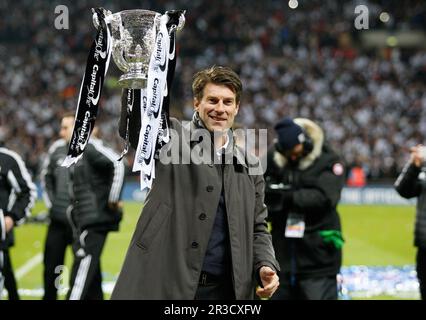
[[4, 202, 418, 300]]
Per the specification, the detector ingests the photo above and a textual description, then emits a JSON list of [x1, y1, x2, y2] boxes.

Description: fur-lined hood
[[273, 118, 324, 170]]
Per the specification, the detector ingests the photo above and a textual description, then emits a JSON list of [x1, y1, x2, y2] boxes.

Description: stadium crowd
[[0, 0, 425, 182]]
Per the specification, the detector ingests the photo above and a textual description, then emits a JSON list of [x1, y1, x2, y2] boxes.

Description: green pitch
[[340, 205, 416, 266], [5, 202, 417, 300]]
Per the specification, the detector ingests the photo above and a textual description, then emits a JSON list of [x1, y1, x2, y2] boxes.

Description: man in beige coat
[[111, 66, 280, 300]]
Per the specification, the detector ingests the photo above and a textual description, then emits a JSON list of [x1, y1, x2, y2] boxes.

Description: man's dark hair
[[192, 65, 243, 104], [61, 111, 75, 120]]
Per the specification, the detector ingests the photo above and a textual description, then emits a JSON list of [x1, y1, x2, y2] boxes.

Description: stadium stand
[[0, 0, 425, 183]]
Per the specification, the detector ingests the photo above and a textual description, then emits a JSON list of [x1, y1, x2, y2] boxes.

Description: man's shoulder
[[0, 147, 24, 167], [234, 144, 258, 163], [87, 138, 120, 159], [167, 117, 197, 141], [169, 117, 187, 131], [233, 144, 267, 177], [169, 117, 181, 126], [88, 138, 108, 149], [319, 145, 344, 165], [312, 146, 345, 176], [47, 139, 67, 155]]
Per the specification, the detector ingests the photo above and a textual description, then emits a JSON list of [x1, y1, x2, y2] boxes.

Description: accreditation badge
[[285, 214, 305, 238]]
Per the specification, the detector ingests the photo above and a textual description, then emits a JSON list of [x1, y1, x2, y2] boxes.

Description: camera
[[267, 182, 292, 191]]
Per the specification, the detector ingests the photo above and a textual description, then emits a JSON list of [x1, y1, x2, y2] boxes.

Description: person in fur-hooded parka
[[264, 117, 346, 300]]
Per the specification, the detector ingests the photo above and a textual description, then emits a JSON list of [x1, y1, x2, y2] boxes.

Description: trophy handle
[[92, 8, 129, 73], [165, 10, 186, 32], [176, 11, 186, 31], [112, 42, 130, 72], [92, 7, 113, 30], [109, 13, 130, 73]]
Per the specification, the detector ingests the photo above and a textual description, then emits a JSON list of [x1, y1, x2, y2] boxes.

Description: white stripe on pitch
[[15, 253, 43, 280]]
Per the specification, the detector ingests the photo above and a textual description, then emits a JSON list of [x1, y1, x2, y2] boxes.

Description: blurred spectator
[[66, 127, 125, 300], [394, 144, 426, 300], [0, 132, 37, 299], [347, 158, 367, 187], [40, 113, 74, 300]]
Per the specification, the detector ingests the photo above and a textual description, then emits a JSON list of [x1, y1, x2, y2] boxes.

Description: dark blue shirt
[[201, 190, 232, 276]]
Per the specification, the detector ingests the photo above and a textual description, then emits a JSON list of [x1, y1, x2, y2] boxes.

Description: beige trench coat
[[111, 117, 279, 299]]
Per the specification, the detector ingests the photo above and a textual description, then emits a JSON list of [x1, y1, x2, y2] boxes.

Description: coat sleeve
[[5, 153, 37, 224], [40, 150, 55, 209], [88, 143, 126, 203], [0, 209, 5, 245], [252, 174, 281, 274], [292, 162, 345, 213], [394, 161, 421, 199]]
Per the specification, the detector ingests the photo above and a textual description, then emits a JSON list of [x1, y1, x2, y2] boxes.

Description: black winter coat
[[264, 118, 345, 278], [40, 139, 72, 226], [394, 162, 426, 248], [70, 138, 125, 233], [0, 146, 36, 249]]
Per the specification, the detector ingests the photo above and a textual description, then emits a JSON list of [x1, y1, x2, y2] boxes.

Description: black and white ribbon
[[62, 8, 184, 191], [62, 8, 112, 167], [118, 88, 146, 160], [132, 12, 181, 190], [156, 21, 178, 150]]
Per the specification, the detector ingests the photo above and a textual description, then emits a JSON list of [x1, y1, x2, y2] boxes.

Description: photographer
[[394, 144, 426, 300], [264, 117, 345, 300]]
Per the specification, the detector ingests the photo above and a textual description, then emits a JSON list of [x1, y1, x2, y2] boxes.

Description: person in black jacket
[[264, 117, 345, 300], [66, 127, 125, 300], [40, 113, 75, 300], [394, 144, 426, 300], [0, 135, 37, 300]]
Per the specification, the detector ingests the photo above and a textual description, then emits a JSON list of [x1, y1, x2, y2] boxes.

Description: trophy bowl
[[109, 9, 161, 89], [92, 8, 185, 89]]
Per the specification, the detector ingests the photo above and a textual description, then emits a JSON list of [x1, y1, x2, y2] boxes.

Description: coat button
[[191, 241, 199, 248], [199, 213, 206, 220], [206, 185, 214, 192]]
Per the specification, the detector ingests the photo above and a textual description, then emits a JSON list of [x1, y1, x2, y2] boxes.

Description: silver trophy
[[93, 9, 185, 89]]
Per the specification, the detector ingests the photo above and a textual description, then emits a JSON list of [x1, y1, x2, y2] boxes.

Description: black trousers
[[67, 230, 107, 300], [194, 273, 235, 300], [43, 221, 73, 300], [416, 247, 426, 300], [271, 273, 338, 300], [1, 249, 19, 300]]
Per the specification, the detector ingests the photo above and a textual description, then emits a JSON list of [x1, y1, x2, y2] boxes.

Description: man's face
[[60, 116, 74, 143], [283, 143, 304, 165], [194, 83, 239, 133]]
